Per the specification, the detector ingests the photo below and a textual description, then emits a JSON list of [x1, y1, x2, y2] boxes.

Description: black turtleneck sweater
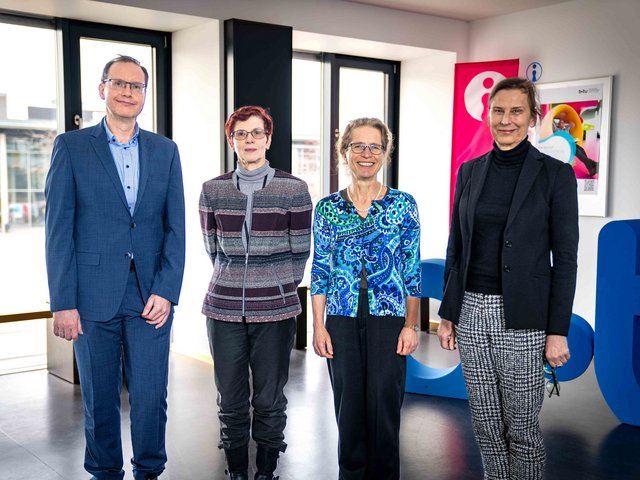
[[466, 138, 529, 295]]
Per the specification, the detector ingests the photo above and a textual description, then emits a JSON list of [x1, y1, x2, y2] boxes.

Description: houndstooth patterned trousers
[[456, 292, 547, 480]]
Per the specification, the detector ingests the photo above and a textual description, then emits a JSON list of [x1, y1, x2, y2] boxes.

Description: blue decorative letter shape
[[595, 220, 640, 426], [405, 259, 468, 400]]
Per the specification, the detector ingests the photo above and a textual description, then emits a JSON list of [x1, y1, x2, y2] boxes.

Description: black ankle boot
[[224, 445, 249, 479], [576, 146, 599, 177], [255, 444, 280, 480], [226, 472, 249, 480]]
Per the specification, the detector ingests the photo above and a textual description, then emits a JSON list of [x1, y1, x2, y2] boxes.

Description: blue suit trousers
[[74, 268, 172, 480]]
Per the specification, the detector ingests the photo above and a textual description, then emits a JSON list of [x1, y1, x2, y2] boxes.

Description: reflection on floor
[[0, 333, 639, 479], [0, 319, 47, 375]]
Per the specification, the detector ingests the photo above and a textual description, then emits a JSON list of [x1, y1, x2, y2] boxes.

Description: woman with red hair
[[200, 106, 312, 480]]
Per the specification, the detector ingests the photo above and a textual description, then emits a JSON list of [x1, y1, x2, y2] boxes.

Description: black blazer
[[438, 144, 579, 336]]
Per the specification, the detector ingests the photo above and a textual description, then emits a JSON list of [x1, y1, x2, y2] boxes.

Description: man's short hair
[[101, 55, 149, 85]]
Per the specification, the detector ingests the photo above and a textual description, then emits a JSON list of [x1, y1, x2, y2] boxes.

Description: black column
[[225, 19, 292, 173]]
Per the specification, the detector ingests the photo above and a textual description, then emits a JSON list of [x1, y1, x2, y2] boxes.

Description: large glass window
[[291, 52, 399, 347], [0, 20, 57, 306], [63, 20, 171, 137], [291, 52, 399, 201], [331, 55, 399, 193], [0, 19, 58, 373], [80, 38, 155, 130], [0, 16, 170, 376], [337, 67, 387, 190], [292, 54, 323, 206]]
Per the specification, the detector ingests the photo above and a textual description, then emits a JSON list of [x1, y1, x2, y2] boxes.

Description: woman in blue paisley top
[[311, 117, 421, 480]]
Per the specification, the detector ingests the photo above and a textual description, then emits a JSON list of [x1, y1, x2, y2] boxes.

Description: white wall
[[469, 0, 640, 325], [97, 0, 469, 55], [398, 51, 456, 259], [170, 20, 222, 360]]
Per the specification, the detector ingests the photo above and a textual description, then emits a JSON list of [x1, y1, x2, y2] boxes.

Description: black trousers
[[206, 317, 296, 452], [326, 289, 406, 480]]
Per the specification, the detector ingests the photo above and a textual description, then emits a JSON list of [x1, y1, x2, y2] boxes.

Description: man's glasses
[[543, 362, 560, 397], [349, 143, 385, 155], [103, 78, 146, 94], [231, 128, 268, 141]]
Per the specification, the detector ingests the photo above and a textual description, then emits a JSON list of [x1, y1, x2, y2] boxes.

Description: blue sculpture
[[405, 259, 468, 400], [411, 260, 595, 402], [412, 224, 640, 429], [595, 220, 640, 426]]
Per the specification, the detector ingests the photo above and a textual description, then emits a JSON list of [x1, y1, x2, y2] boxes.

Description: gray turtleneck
[[233, 160, 275, 252]]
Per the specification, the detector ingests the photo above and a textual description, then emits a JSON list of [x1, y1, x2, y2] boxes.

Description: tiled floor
[[0, 334, 639, 479]]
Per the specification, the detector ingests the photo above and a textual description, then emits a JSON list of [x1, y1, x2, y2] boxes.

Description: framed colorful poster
[[534, 76, 612, 217]]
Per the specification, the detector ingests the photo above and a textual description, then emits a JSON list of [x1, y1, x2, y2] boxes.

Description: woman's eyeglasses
[[231, 128, 268, 141], [543, 362, 560, 397], [348, 143, 385, 155]]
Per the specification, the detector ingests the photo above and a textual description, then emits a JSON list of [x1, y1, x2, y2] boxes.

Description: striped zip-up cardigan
[[199, 169, 312, 322]]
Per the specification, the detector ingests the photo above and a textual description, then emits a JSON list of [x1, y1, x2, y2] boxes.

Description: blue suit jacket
[[45, 122, 185, 321]]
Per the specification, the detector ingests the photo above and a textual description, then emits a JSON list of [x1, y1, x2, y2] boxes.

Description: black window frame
[[325, 53, 400, 191], [58, 19, 172, 137]]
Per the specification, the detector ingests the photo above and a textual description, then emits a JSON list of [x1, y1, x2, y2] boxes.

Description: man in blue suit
[[45, 55, 185, 480]]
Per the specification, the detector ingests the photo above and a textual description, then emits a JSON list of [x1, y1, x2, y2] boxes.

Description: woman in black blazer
[[437, 77, 578, 480]]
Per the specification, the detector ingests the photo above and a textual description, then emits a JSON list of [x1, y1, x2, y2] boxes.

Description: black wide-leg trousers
[[326, 289, 406, 480], [206, 317, 296, 453]]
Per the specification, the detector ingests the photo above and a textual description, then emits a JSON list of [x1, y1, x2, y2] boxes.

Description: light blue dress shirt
[[103, 118, 140, 215]]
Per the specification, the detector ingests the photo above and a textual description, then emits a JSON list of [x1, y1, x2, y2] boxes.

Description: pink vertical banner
[[450, 59, 520, 215]]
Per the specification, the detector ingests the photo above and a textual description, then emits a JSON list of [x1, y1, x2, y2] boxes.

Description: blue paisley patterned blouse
[[311, 188, 421, 317]]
